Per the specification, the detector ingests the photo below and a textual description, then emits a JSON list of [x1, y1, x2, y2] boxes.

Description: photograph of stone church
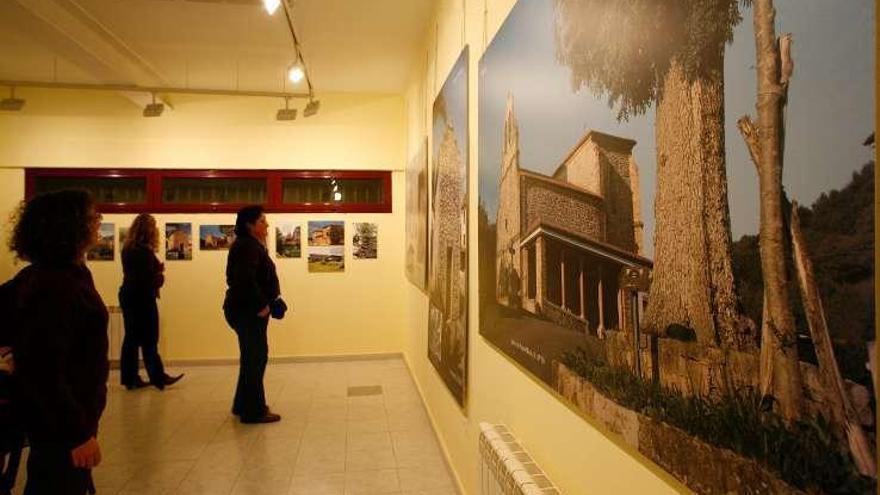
[[495, 94, 651, 338], [428, 47, 469, 406], [478, 1, 875, 493]]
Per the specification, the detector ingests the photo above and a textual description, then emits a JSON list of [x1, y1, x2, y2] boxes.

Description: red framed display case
[[25, 168, 392, 214]]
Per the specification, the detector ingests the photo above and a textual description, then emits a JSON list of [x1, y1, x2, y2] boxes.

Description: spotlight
[[143, 93, 164, 117], [276, 97, 297, 121], [303, 99, 320, 117], [0, 87, 24, 111], [288, 64, 305, 84], [263, 0, 281, 15]]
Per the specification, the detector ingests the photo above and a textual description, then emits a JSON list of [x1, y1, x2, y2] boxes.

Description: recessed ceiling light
[[263, 0, 281, 15]]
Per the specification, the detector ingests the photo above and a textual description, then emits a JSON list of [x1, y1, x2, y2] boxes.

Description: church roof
[[519, 170, 604, 202], [552, 130, 637, 179], [520, 221, 653, 268]]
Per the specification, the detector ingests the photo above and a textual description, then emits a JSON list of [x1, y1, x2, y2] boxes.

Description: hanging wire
[[280, 0, 315, 98]]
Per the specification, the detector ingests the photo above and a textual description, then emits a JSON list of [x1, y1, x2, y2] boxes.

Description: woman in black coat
[[224, 205, 283, 424], [9, 190, 107, 495], [119, 213, 182, 390]]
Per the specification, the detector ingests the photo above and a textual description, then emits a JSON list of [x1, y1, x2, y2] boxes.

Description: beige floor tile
[[346, 446, 397, 471], [347, 431, 393, 452], [289, 473, 346, 495], [12, 360, 454, 495], [344, 468, 401, 495], [396, 463, 455, 492], [348, 418, 391, 433]]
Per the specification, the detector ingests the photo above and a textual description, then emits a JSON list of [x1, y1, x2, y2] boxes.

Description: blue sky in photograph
[[200, 224, 232, 238], [478, 0, 875, 257], [276, 223, 300, 236], [308, 221, 344, 245], [99, 223, 114, 239], [165, 223, 191, 235]]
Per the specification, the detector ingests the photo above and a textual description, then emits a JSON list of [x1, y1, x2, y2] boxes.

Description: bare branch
[[737, 115, 762, 170]]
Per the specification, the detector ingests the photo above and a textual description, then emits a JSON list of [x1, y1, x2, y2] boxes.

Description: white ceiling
[[0, 0, 434, 95]]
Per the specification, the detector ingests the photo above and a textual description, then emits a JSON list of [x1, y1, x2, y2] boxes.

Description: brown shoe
[[240, 411, 281, 424]]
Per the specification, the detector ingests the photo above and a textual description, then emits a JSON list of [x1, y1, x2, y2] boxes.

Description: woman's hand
[[71, 437, 101, 469], [257, 305, 270, 318]]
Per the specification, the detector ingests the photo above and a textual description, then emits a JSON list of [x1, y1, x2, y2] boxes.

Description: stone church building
[[495, 94, 652, 335]]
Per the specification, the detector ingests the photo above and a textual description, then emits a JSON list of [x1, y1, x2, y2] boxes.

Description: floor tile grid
[[10, 359, 458, 495]]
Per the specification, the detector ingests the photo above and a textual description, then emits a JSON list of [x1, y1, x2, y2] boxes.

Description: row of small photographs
[[88, 221, 379, 272]]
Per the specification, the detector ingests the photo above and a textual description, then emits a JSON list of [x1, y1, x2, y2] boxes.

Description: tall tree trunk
[[749, 0, 803, 422], [790, 204, 876, 477], [646, 58, 755, 351]]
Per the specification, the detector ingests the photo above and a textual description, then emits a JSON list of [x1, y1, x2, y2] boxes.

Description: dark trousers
[[24, 445, 90, 495], [226, 312, 269, 419], [119, 291, 166, 386]]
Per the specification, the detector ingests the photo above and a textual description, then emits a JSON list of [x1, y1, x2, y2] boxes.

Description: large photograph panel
[[429, 47, 470, 406], [478, 1, 876, 492]]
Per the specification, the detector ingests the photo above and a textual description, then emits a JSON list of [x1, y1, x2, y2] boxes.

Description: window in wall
[[280, 175, 388, 210], [32, 175, 147, 205], [25, 169, 393, 214], [162, 177, 267, 205]]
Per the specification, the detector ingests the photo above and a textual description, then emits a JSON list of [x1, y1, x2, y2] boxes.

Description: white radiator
[[107, 305, 122, 361], [479, 423, 560, 495]]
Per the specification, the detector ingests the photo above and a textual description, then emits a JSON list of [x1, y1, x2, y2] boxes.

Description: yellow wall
[[0, 89, 407, 360], [402, 1, 685, 493]]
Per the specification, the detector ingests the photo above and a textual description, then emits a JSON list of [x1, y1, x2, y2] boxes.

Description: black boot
[[123, 376, 149, 391], [152, 373, 184, 390]]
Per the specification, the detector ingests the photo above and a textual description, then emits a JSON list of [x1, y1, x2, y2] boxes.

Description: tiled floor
[[12, 358, 459, 495]]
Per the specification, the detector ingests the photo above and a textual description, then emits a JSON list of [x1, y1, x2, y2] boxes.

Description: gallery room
[[0, 0, 875, 493]]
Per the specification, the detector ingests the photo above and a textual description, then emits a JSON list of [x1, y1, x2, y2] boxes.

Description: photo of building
[[199, 224, 235, 251], [275, 223, 301, 258], [405, 140, 429, 289], [165, 223, 192, 261], [495, 94, 651, 336], [308, 221, 344, 272], [478, 0, 875, 492], [428, 46, 469, 406], [87, 222, 115, 261]]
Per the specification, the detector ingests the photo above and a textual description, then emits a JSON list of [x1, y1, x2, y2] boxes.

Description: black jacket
[[224, 234, 280, 320], [13, 263, 109, 449], [120, 245, 164, 300]]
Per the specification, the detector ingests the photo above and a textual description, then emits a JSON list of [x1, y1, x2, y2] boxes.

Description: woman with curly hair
[[119, 213, 183, 391], [8, 189, 107, 495]]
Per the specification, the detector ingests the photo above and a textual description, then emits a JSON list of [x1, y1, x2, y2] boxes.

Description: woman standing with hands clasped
[[119, 213, 183, 391], [9, 190, 108, 495], [223, 206, 287, 424]]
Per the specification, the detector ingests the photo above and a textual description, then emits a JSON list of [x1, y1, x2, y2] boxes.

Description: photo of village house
[[478, 0, 875, 493], [275, 223, 301, 258], [353, 222, 378, 259], [199, 224, 235, 251], [428, 47, 469, 406], [87, 222, 115, 261], [405, 140, 429, 290], [308, 221, 344, 272], [165, 222, 192, 261]]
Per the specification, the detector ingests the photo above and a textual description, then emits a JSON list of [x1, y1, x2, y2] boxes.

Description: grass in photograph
[[561, 348, 875, 494]]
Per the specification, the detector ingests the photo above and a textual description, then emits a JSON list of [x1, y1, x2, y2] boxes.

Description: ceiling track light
[[288, 62, 305, 84], [0, 87, 25, 112], [303, 99, 320, 117], [143, 93, 164, 117], [276, 96, 297, 121], [274, 0, 318, 109]]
